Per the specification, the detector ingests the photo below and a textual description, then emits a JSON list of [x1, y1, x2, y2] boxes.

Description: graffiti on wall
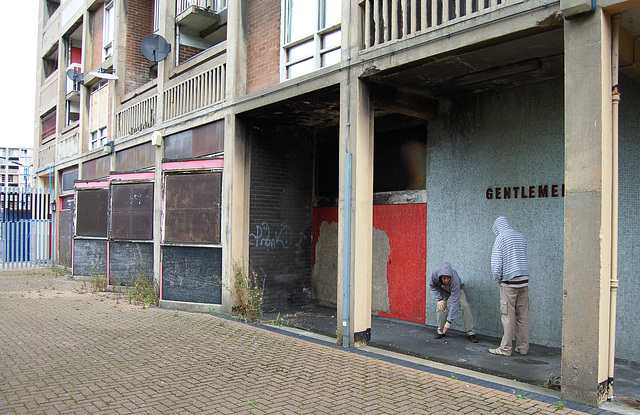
[[249, 222, 292, 249]]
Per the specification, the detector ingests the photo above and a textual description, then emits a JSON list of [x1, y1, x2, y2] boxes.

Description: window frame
[[103, 1, 115, 60], [281, 0, 342, 80]]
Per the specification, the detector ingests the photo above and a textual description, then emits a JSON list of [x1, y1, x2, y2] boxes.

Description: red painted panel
[[312, 204, 426, 324], [374, 204, 427, 324], [312, 207, 338, 265]]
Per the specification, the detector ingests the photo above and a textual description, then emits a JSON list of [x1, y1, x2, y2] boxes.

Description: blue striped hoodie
[[491, 216, 529, 284]]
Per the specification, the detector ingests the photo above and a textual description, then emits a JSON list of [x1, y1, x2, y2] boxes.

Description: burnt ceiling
[[245, 26, 566, 131]]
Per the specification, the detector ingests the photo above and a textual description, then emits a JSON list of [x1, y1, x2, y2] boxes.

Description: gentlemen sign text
[[486, 184, 565, 200]]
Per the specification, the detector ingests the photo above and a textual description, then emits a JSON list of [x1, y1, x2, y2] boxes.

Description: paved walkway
[[0, 269, 617, 414]]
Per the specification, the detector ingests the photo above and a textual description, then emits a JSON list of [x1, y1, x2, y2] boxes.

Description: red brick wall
[[125, 0, 155, 95], [246, 0, 281, 94], [179, 45, 205, 65], [91, 7, 104, 69]]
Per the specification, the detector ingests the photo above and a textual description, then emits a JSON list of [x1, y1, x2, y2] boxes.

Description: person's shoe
[[488, 348, 511, 356], [434, 333, 446, 339], [515, 348, 528, 355], [469, 335, 479, 343]]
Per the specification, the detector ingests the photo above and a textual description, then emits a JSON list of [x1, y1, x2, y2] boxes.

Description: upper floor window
[[89, 82, 109, 150], [283, 0, 341, 79], [103, 1, 115, 59]]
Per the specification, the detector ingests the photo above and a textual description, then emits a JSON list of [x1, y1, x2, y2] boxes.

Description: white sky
[[0, 3, 38, 149]]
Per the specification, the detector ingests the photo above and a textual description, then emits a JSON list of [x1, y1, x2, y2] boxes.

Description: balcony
[[361, 0, 515, 50], [114, 45, 226, 140]]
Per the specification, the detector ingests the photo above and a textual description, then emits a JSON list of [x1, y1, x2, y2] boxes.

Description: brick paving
[[0, 269, 596, 414]]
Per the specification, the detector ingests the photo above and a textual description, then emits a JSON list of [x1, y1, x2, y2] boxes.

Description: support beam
[[338, 76, 374, 347], [562, 9, 614, 406], [373, 84, 438, 120]]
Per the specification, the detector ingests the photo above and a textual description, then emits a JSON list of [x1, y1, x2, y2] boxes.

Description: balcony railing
[[163, 63, 226, 121], [176, 0, 227, 15], [115, 94, 157, 139], [362, 0, 513, 49]]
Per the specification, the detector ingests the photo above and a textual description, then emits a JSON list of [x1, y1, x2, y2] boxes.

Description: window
[[89, 82, 109, 149], [76, 189, 109, 237], [283, 0, 341, 79], [41, 108, 57, 142], [103, 1, 115, 59], [111, 183, 153, 240], [90, 127, 107, 150]]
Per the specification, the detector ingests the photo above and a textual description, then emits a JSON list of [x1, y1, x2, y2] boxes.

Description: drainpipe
[[342, 153, 352, 346], [607, 12, 621, 401]]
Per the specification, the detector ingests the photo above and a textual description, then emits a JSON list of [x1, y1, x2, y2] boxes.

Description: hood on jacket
[[493, 216, 512, 236], [435, 261, 454, 283]]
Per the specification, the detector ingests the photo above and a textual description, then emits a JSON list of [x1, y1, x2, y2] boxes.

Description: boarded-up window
[[116, 143, 155, 172], [41, 108, 57, 141], [89, 83, 110, 132], [76, 189, 109, 237], [111, 183, 153, 240], [62, 169, 78, 192], [164, 121, 224, 160], [82, 156, 111, 180], [164, 172, 221, 244]]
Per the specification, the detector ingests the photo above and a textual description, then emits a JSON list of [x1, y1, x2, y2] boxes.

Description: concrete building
[[34, 0, 639, 407], [1, 147, 32, 189]]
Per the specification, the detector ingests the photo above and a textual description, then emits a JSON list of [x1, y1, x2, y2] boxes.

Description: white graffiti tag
[[248, 222, 292, 249]]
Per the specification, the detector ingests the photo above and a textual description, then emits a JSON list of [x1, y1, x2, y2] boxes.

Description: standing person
[[429, 262, 478, 343], [489, 216, 530, 356]]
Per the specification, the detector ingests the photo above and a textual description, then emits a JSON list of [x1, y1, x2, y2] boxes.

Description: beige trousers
[[436, 288, 476, 335], [498, 284, 530, 354]]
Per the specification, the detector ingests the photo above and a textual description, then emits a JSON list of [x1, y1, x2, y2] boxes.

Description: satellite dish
[[141, 34, 171, 62], [88, 68, 118, 80], [66, 68, 84, 83]]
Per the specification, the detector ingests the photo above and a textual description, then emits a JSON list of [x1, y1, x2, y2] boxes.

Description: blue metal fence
[[0, 187, 53, 268]]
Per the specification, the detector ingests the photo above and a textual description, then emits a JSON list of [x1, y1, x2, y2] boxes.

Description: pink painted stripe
[[159, 261, 163, 300], [163, 159, 224, 171], [75, 181, 109, 189], [110, 172, 155, 181], [106, 241, 110, 286]]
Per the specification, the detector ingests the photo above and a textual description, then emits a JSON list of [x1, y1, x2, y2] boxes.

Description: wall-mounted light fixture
[[50, 200, 56, 213], [103, 141, 115, 155], [151, 130, 163, 147]]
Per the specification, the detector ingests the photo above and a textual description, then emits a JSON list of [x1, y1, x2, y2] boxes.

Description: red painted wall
[[373, 204, 426, 324], [312, 204, 427, 324]]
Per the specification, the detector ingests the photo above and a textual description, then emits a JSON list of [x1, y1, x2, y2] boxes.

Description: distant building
[[0, 147, 32, 189]]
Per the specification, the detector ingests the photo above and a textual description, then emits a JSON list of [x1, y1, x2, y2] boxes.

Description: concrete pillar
[[338, 76, 374, 347], [562, 9, 614, 406], [221, 0, 249, 313]]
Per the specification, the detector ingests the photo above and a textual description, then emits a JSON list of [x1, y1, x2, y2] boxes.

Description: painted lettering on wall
[[486, 184, 565, 200], [249, 222, 292, 249]]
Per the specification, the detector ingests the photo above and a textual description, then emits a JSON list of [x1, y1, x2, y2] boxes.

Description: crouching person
[[429, 262, 478, 343]]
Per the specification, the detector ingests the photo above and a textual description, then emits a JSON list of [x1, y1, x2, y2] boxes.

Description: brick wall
[[91, 7, 104, 69], [246, 0, 281, 94], [249, 130, 313, 308], [179, 45, 205, 65], [125, 0, 155, 95]]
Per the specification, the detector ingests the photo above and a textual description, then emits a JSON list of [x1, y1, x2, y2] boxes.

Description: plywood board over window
[[111, 183, 153, 240], [164, 172, 221, 244], [76, 189, 109, 237]]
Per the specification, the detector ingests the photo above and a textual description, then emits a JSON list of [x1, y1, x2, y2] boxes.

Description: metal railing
[[115, 94, 158, 139], [361, 0, 513, 49], [176, 0, 227, 15], [0, 186, 52, 268], [163, 63, 226, 121]]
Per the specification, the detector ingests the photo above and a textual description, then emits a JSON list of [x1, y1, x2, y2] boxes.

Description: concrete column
[[338, 76, 374, 347], [221, 0, 249, 313], [562, 9, 614, 406]]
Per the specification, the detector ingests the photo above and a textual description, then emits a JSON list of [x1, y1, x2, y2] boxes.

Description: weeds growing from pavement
[[216, 260, 265, 323], [89, 272, 107, 293], [125, 273, 159, 308], [553, 401, 565, 411]]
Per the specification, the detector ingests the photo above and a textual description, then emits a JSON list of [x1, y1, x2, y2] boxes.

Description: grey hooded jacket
[[429, 262, 464, 323]]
